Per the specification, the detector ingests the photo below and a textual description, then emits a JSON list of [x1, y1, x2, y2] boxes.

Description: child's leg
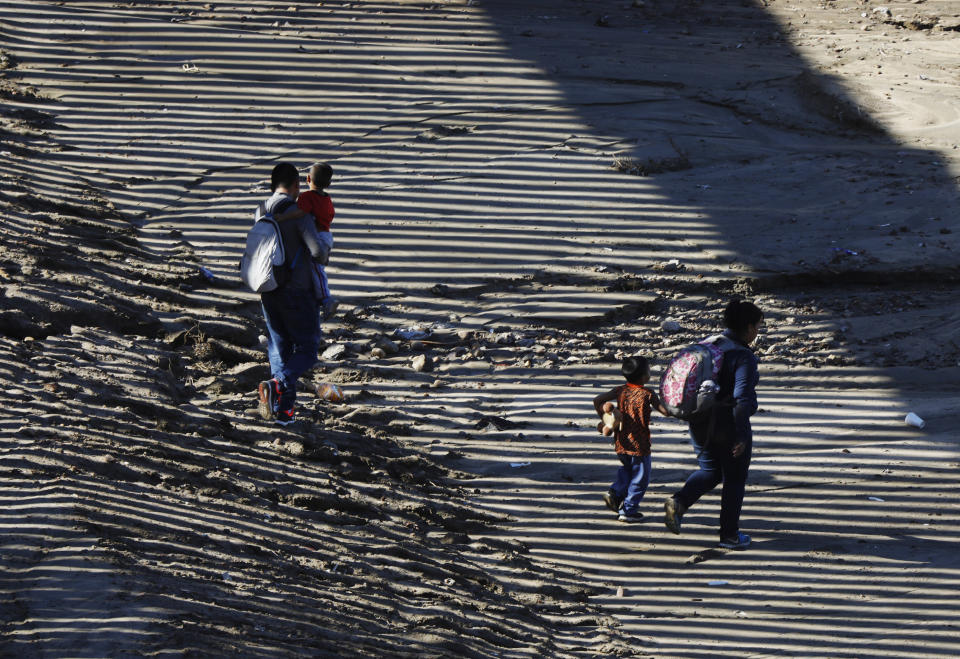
[[313, 263, 330, 300], [610, 454, 632, 499], [620, 454, 652, 515]]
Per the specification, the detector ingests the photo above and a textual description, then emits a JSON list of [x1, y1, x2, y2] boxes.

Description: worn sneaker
[[718, 532, 751, 550], [664, 496, 685, 535], [603, 490, 622, 514], [321, 296, 340, 321], [275, 407, 295, 426], [258, 379, 281, 421], [618, 512, 644, 523]]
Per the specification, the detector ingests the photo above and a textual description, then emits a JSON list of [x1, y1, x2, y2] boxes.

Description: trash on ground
[[395, 327, 430, 340], [904, 412, 926, 429]]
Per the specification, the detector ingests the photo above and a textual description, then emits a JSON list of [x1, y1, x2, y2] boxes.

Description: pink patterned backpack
[[659, 335, 735, 420]]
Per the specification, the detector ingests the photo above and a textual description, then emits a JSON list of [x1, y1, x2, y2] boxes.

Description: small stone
[[656, 259, 683, 272], [370, 347, 387, 359], [457, 329, 473, 341], [411, 354, 433, 372], [321, 343, 347, 361], [661, 319, 682, 332], [346, 340, 369, 353], [375, 336, 399, 354]]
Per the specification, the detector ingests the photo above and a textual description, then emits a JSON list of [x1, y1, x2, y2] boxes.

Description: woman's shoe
[[664, 496, 685, 534], [718, 532, 751, 550]]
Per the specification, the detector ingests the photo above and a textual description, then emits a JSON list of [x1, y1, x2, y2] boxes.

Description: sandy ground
[[2, 0, 960, 656]]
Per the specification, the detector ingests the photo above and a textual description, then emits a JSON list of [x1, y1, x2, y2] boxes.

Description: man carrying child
[[256, 163, 330, 426]]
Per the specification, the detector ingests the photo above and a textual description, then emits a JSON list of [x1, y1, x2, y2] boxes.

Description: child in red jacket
[[276, 162, 338, 320]]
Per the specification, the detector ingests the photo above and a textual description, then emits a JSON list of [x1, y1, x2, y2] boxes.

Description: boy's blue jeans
[[611, 454, 651, 515], [675, 428, 752, 539], [261, 286, 319, 412]]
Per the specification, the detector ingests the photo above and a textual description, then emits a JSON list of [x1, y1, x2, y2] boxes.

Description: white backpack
[[239, 204, 286, 293]]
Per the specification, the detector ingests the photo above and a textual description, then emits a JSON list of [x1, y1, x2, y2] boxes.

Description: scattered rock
[[321, 343, 347, 361], [374, 336, 399, 354], [411, 354, 433, 372], [661, 319, 682, 332]]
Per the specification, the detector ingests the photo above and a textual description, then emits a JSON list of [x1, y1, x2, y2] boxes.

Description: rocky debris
[[411, 353, 433, 372], [660, 319, 682, 333], [321, 342, 347, 361], [373, 335, 399, 354], [0, 74, 629, 656], [471, 414, 529, 431]]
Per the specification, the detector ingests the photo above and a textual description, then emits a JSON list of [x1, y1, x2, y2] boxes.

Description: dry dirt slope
[[3, 0, 960, 657], [0, 74, 638, 659]]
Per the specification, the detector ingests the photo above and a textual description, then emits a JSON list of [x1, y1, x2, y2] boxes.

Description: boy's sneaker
[[664, 496, 685, 535], [718, 532, 751, 550], [275, 407, 295, 426], [603, 490, 622, 514], [618, 512, 644, 523], [321, 297, 339, 321], [258, 379, 281, 421]]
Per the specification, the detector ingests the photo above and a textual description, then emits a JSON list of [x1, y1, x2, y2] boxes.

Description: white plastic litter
[[904, 412, 925, 429], [395, 327, 430, 340]]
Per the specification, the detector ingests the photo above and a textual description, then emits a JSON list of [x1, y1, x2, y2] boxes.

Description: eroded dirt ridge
[[0, 74, 640, 658], [3, 0, 960, 656]]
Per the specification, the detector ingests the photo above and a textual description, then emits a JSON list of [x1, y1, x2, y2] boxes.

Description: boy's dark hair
[[310, 162, 333, 188], [271, 163, 299, 192], [621, 355, 650, 384], [723, 298, 764, 333]]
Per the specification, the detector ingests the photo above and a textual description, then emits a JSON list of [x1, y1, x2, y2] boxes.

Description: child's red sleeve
[[296, 193, 314, 214]]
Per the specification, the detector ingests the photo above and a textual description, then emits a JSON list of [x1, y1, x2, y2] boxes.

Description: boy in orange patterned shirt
[[593, 356, 669, 523]]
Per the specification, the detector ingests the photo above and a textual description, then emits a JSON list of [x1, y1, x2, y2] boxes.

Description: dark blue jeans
[[261, 286, 319, 412], [611, 454, 651, 515], [675, 422, 752, 539]]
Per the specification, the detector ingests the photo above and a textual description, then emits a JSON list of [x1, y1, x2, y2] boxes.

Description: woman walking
[[664, 299, 763, 550]]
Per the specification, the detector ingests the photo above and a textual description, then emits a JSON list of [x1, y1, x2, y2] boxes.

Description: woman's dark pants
[[674, 423, 752, 539]]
